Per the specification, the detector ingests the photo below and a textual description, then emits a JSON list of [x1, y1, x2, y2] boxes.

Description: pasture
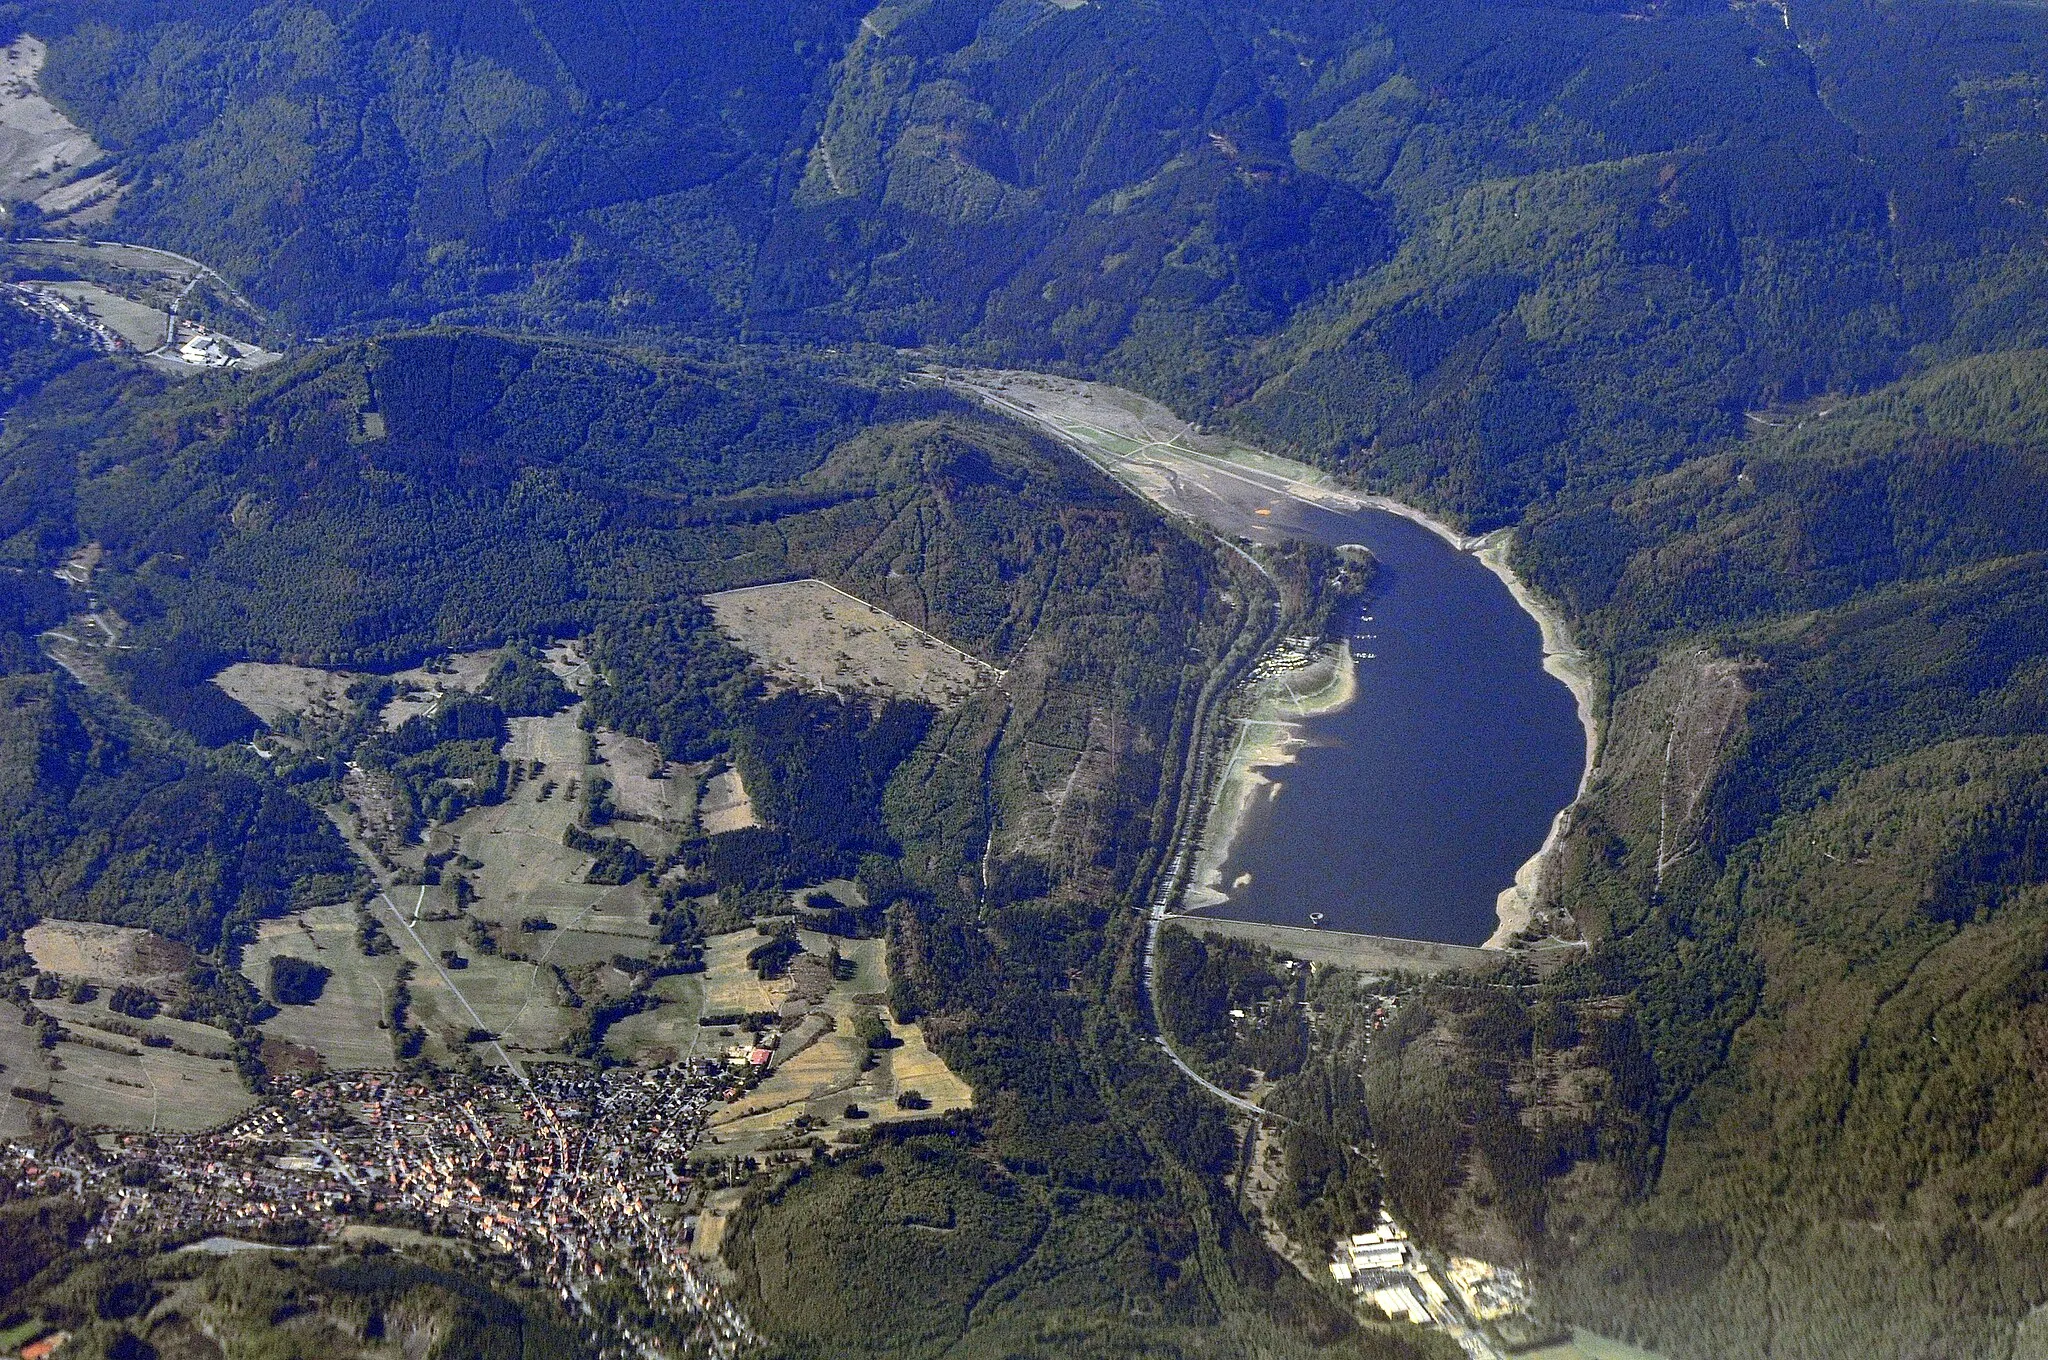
[[0, 1002, 250, 1135], [378, 648, 503, 729], [697, 933, 973, 1161], [26, 281, 166, 351], [240, 905, 396, 1071], [594, 731, 697, 827], [212, 663, 363, 726], [364, 699, 669, 1059], [602, 972, 708, 1066]]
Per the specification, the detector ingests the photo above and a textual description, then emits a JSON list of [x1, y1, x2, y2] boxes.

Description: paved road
[[957, 376, 1298, 1124], [21, 235, 261, 315]]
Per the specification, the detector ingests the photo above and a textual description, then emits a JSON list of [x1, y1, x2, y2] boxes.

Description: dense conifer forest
[[5, 0, 2048, 1354]]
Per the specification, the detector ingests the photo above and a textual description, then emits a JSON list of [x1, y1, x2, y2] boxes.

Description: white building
[[178, 333, 239, 367]]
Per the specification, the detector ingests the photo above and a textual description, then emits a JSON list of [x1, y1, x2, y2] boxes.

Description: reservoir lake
[[1209, 501, 1585, 946]]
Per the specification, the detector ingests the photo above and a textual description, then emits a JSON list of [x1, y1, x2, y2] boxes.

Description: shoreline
[[1185, 644, 1357, 912], [936, 370, 1599, 950], [1469, 532, 1599, 947], [1192, 454, 1600, 949]]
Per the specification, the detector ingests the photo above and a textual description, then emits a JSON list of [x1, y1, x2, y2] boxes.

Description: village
[[3, 1063, 756, 1360]]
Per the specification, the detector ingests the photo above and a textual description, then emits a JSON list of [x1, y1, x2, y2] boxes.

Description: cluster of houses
[[3, 1063, 757, 1360]]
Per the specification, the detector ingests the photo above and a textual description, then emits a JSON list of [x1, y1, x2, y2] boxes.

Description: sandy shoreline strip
[[1186, 645, 1357, 911], [1469, 532, 1598, 947]]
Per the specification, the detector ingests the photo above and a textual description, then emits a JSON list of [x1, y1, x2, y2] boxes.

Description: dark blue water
[[1209, 502, 1585, 945]]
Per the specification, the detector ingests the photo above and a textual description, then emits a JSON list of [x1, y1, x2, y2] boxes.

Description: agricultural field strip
[[375, 886, 529, 1083]]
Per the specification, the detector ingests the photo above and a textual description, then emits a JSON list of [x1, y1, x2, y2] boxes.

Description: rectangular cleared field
[[883, 1025, 974, 1112], [697, 767, 759, 834], [704, 579, 998, 708], [240, 905, 396, 1070]]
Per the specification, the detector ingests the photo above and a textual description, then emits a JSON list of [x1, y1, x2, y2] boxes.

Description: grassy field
[[13, 917, 250, 1135], [363, 698, 669, 1059], [698, 933, 972, 1161], [27, 280, 167, 350], [697, 767, 758, 834], [204, 646, 679, 1071], [240, 904, 396, 1071], [594, 731, 698, 827], [37, 996, 237, 1061], [602, 971, 707, 1066], [704, 579, 999, 708], [0, 1000, 250, 1135], [698, 931, 787, 1017], [377, 648, 503, 728], [204, 642, 710, 1075]]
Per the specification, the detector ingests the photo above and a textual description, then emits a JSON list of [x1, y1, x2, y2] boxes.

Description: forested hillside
[[1332, 345, 2048, 1356], [0, 329, 1436, 1358], [13, 0, 2048, 529], [4, 0, 2032, 499], [8, 0, 2048, 1354]]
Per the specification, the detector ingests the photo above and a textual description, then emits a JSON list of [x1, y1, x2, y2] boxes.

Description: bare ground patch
[[705, 579, 999, 708], [213, 662, 365, 726], [25, 921, 191, 986]]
